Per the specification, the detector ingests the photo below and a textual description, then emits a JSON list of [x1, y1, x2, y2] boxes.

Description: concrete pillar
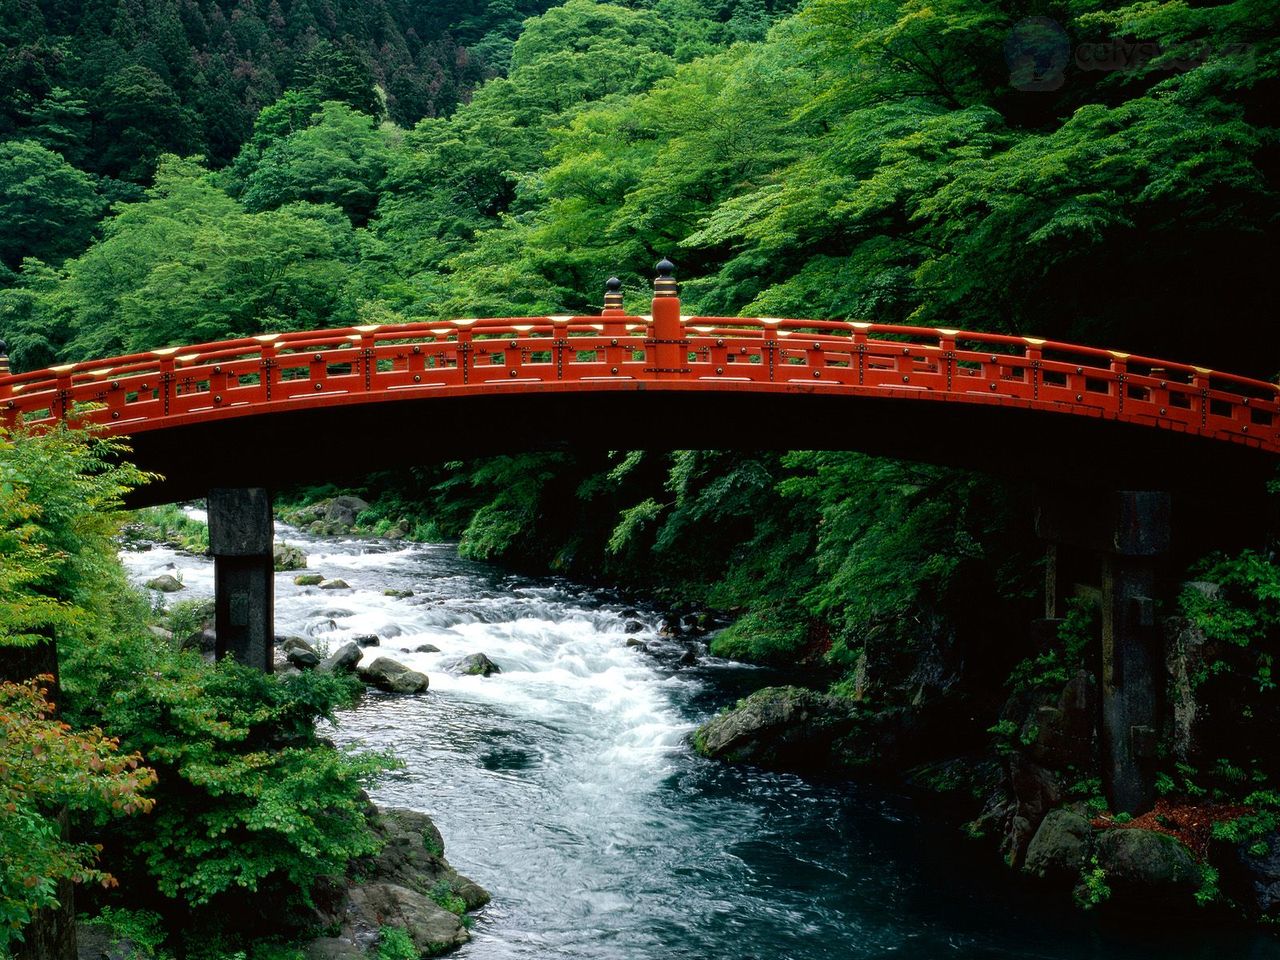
[[207, 488, 274, 672], [1035, 489, 1170, 814]]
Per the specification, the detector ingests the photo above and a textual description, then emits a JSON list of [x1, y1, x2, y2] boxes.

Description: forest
[[3, 0, 1280, 954]]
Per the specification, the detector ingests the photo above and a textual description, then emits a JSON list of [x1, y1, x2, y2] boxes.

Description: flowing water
[[123, 525, 1280, 960]]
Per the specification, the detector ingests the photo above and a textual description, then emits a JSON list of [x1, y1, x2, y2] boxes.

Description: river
[[123, 524, 1280, 960]]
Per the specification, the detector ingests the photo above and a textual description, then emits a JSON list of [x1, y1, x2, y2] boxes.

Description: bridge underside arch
[[121, 384, 1273, 507]]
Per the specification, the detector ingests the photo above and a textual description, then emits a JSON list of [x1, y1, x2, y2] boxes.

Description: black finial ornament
[[604, 276, 623, 310], [654, 257, 677, 297]]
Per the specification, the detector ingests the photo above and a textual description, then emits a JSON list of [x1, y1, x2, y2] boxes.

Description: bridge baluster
[[55, 366, 81, 422], [601, 277, 627, 375], [1110, 355, 1128, 418], [1024, 340, 1042, 403], [648, 258, 687, 379], [602, 277, 626, 335], [309, 351, 326, 394], [360, 332, 377, 391], [457, 329, 472, 385], [938, 331, 957, 393], [152, 355, 174, 418], [553, 318, 569, 380], [209, 360, 229, 407]]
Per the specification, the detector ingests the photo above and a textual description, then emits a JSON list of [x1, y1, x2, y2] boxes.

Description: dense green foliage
[[3, 0, 1280, 934], [1176, 551, 1280, 790], [0, 426, 389, 951], [6, 0, 1276, 370], [0, 675, 156, 952], [0, 0, 557, 179]]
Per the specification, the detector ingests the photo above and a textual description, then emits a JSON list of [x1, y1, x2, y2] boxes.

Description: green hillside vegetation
[[3, 0, 1280, 944]]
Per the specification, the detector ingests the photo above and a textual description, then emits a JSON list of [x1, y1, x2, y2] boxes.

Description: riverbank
[[118, 506, 1280, 957], [264, 483, 1280, 934]]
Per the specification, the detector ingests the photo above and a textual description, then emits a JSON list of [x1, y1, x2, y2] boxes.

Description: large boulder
[[1219, 830, 1280, 919], [449, 653, 501, 677], [287, 647, 322, 670], [693, 686, 858, 771], [367, 808, 490, 910], [358, 657, 429, 694], [274, 543, 307, 572], [317, 641, 362, 675], [281, 636, 317, 655], [145, 573, 184, 593], [1024, 808, 1093, 882], [346, 884, 468, 955], [1094, 828, 1200, 906], [302, 938, 365, 960], [325, 495, 370, 528], [1028, 670, 1097, 769]]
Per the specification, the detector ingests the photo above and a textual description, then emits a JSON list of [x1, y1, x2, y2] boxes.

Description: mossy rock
[[274, 543, 307, 572], [693, 685, 859, 771], [294, 573, 324, 586]]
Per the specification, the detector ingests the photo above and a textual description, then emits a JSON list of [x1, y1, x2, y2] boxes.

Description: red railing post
[[601, 276, 627, 374], [602, 276, 626, 337], [54, 366, 73, 422], [648, 258, 686, 378], [553, 317, 569, 380]]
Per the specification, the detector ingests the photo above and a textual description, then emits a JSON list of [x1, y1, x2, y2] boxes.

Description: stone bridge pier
[[1035, 483, 1271, 814], [208, 487, 275, 673], [1036, 490, 1169, 814]]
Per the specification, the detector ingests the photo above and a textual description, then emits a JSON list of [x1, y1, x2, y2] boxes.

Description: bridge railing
[[1, 267, 1277, 454]]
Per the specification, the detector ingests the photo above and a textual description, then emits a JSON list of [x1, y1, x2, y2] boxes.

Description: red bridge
[[1, 261, 1276, 502], [3, 260, 1276, 814]]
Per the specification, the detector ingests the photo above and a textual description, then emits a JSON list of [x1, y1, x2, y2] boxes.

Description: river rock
[[1024, 809, 1093, 882], [274, 543, 307, 572], [281, 636, 316, 655], [302, 938, 365, 960], [1219, 830, 1280, 919], [415, 643, 441, 653], [287, 647, 321, 670], [346, 884, 468, 954], [358, 657, 429, 694], [1028, 670, 1097, 769], [366, 808, 490, 910], [1094, 827, 1199, 905], [145, 573, 184, 593], [294, 574, 324, 586], [318, 641, 361, 675], [325, 495, 370, 528], [76, 922, 147, 960], [319, 579, 350, 590], [353, 634, 380, 648], [385, 589, 414, 599], [450, 653, 500, 677], [624, 620, 644, 634], [693, 686, 858, 770]]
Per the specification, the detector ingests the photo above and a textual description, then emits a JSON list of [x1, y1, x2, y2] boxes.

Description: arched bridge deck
[[1, 278, 1277, 502]]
